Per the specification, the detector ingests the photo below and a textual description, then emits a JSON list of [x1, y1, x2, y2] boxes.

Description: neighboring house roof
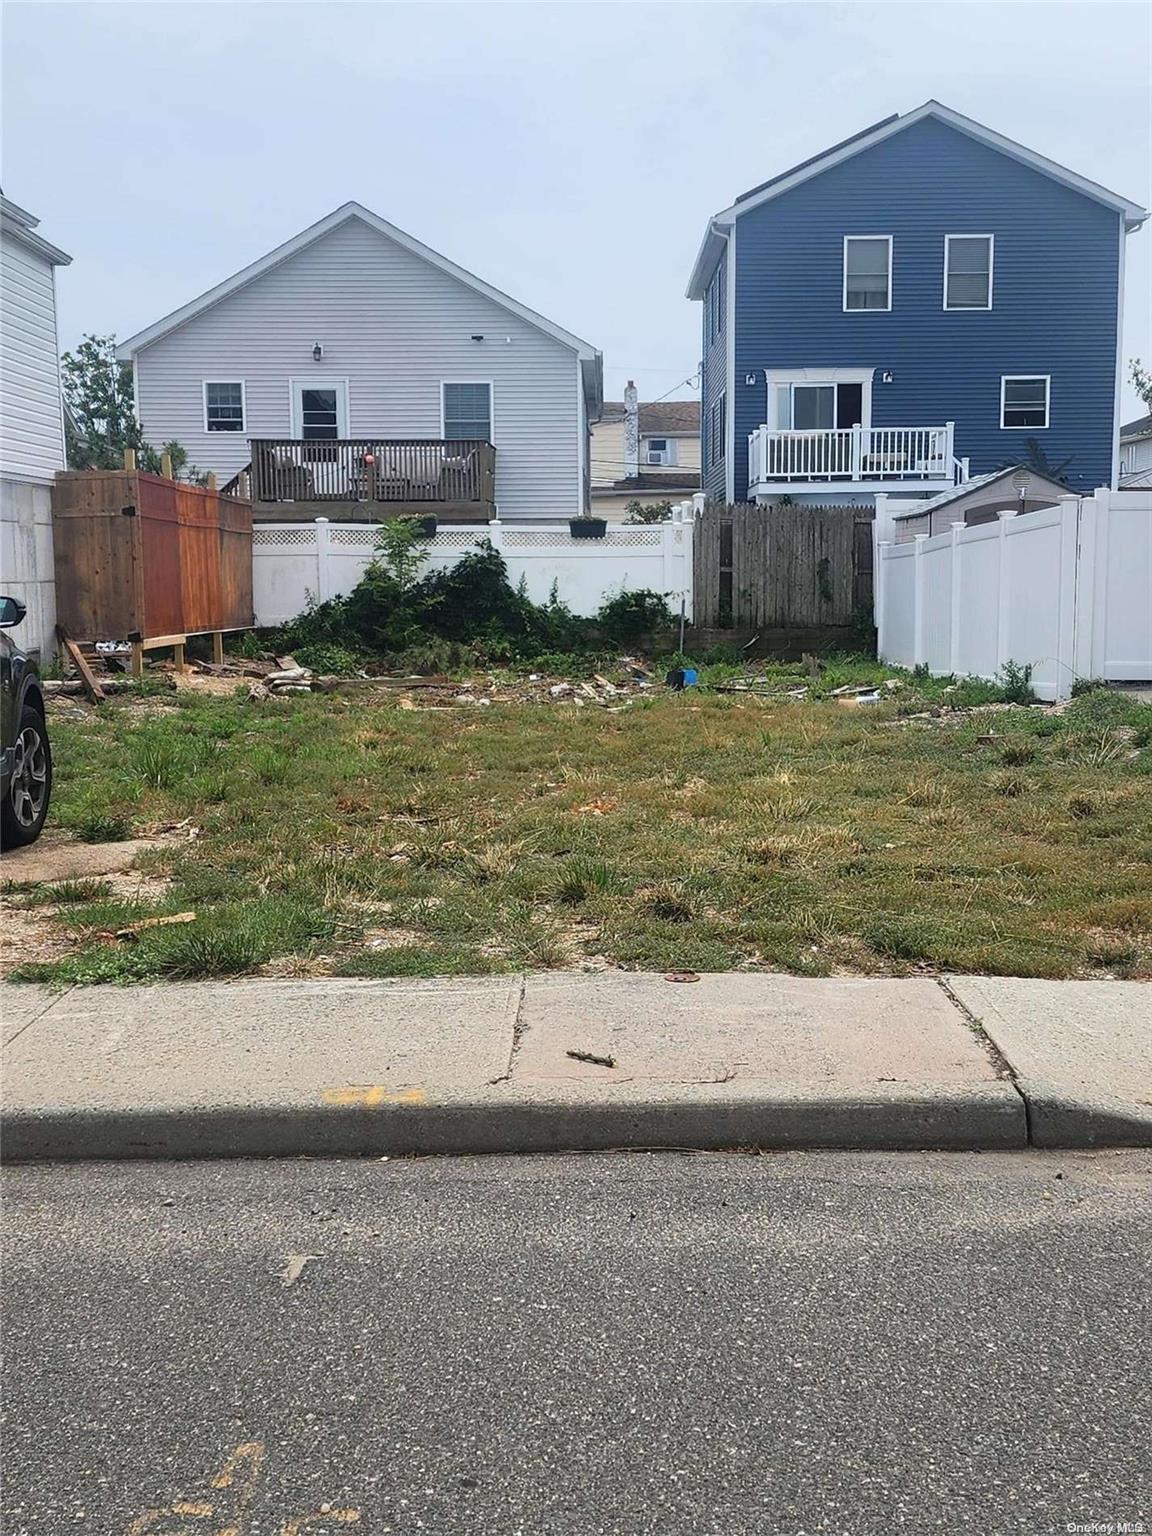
[[687, 101, 1149, 297], [890, 465, 1069, 521], [0, 193, 72, 266], [115, 201, 602, 413], [1120, 466, 1152, 489], [593, 470, 701, 496], [600, 400, 700, 434], [1120, 413, 1152, 442]]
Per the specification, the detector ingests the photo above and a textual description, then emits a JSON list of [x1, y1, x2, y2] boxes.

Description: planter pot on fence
[[569, 518, 608, 540]]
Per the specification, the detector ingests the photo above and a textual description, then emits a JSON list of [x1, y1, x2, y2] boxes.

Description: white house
[[0, 195, 71, 659], [1119, 413, 1152, 489], [116, 203, 602, 523]]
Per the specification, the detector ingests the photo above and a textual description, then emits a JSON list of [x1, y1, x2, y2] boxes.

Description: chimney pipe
[[624, 379, 639, 480]]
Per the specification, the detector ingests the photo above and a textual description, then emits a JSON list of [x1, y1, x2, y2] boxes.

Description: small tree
[[60, 334, 145, 469], [371, 517, 431, 594], [1130, 359, 1152, 413], [60, 332, 208, 482]]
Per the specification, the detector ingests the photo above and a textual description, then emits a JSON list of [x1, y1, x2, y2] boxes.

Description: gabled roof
[[1120, 413, 1152, 442], [889, 465, 1069, 520], [687, 101, 1148, 298], [0, 193, 71, 266], [600, 400, 700, 434], [116, 201, 601, 395]]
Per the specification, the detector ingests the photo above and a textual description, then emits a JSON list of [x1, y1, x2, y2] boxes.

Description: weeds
[[16, 663, 1152, 983]]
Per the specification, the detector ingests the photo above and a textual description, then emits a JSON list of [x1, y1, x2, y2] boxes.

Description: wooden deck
[[227, 439, 497, 521]]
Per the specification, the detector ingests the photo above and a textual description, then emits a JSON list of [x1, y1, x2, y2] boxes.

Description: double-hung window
[[843, 236, 892, 311], [442, 381, 492, 442], [204, 381, 245, 432], [709, 393, 726, 467], [945, 235, 994, 310], [1001, 376, 1050, 430], [645, 438, 677, 466]]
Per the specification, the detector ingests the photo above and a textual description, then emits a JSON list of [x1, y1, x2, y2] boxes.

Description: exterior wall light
[[312, 342, 323, 362]]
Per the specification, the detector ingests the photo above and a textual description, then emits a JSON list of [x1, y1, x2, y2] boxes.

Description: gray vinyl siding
[[0, 234, 66, 483], [134, 219, 582, 519]]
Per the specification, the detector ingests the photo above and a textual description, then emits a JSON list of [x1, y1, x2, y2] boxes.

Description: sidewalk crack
[[2, 984, 76, 1049], [488, 974, 527, 1084], [937, 976, 1033, 1143]]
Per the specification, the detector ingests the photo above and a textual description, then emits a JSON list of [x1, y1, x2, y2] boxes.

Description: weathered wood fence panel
[[693, 502, 874, 630]]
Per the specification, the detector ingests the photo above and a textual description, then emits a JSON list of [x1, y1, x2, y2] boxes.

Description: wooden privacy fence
[[693, 502, 874, 630], [53, 458, 254, 669]]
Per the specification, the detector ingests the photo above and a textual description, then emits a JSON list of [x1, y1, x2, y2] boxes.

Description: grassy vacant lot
[[7, 659, 1151, 983]]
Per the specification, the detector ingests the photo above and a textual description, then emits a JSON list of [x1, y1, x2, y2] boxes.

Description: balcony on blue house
[[748, 422, 967, 499]]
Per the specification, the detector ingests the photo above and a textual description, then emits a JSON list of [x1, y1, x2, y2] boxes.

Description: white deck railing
[[749, 423, 957, 485]]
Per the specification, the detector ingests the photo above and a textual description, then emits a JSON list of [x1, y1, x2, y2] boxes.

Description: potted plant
[[416, 515, 438, 538], [569, 512, 608, 539]]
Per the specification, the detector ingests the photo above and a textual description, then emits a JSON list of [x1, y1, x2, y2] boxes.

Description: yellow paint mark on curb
[[322, 1085, 427, 1108]]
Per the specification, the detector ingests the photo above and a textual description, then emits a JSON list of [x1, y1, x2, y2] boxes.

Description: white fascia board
[[0, 211, 72, 267], [116, 201, 600, 362], [688, 103, 1148, 280], [686, 221, 731, 300]]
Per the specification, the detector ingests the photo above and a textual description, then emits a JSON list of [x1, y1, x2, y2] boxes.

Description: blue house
[[687, 102, 1147, 505]]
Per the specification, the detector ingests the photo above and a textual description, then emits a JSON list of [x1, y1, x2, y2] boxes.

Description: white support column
[[875, 540, 891, 653], [314, 517, 331, 603], [912, 533, 928, 666], [1054, 494, 1083, 700], [948, 520, 965, 675], [994, 509, 1016, 677]]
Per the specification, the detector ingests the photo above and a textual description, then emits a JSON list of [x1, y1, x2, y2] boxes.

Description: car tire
[[1, 702, 52, 849]]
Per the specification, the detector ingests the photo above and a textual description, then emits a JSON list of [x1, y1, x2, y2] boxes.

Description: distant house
[[591, 383, 700, 519], [116, 202, 602, 523], [1119, 414, 1152, 488], [687, 101, 1147, 507], [0, 194, 71, 658]]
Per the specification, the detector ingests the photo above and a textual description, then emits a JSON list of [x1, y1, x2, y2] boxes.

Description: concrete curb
[[1, 1082, 1027, 1161], [1014, 1080, 1152, 1149]]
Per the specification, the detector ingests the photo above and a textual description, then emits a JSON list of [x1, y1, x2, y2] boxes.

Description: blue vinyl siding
[[701, 256, 728, 500], [725, 117, 1121, 500]]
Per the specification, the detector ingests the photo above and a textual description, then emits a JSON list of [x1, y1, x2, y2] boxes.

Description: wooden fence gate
[[692, 502, 874, 632]]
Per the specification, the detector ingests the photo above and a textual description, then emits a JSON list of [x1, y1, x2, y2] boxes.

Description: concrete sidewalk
[[2, 973, 1148, 1160]]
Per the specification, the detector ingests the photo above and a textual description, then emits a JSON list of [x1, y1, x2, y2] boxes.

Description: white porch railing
[[749, 423, 958, 485]]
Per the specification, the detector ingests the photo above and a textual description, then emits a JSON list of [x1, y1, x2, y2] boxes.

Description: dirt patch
[[1, 834, 164, 885]]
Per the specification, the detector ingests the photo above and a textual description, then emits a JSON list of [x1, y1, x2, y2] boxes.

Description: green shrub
[[293, 642, 363, 677], [595, 588, 674, 645], [997, 660, 1036, 705]]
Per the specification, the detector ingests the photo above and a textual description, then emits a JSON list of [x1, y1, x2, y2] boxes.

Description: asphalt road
[[3, 1151, 1150, 1536]]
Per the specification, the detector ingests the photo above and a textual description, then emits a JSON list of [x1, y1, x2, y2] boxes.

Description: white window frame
[[764, 367, 874, 431], [202, 379, 246, 434], [943, 234, 994, 311], [644, 437, 678, 467], [842, 235, 893, 313], [1000, 375, 1050, 431], [440, 379, 495, 443], [288, 378, 349, 439]]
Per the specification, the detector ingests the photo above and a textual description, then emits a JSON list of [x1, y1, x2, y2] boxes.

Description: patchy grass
[[12, 667, 1152, 983]]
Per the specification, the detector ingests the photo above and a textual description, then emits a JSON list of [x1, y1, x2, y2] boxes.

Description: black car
[[1, 596, 52, 848]]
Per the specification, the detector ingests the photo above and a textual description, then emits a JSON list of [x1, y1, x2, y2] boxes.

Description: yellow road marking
[[281, 1513, 361, 1535], [322, 1085, 426, 1108]]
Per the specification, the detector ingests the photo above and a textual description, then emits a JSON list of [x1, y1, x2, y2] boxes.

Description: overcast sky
[[3, 0, 1150, 414]]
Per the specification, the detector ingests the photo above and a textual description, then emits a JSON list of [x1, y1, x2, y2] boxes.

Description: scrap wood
[[56, 629, 106, 703], [114, 912, 197, 942]]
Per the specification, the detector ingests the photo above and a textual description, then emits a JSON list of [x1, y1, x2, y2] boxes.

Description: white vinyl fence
[[877, 487, 1152, 701], [252, 511, 695, 628]]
